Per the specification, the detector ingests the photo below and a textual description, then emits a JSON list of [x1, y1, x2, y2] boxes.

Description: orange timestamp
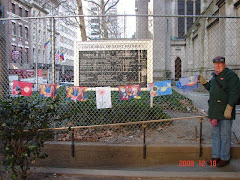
[[178, 160, 217, 167]]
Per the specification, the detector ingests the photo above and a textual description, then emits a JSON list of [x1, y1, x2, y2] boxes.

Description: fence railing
[[0, 14, 240, 148]]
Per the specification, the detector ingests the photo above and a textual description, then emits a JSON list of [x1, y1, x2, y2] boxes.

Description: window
[[19, 24, 22, 37], [91, 18, 99, 23], [19, 47, 23, 64], [43, 50, 45, 64], [19, 7, 22, 17], [195, 0, 201, 15], [12, 3, 15, 14], [25, 10, 28, 17], [91, 24, 99, 29], [91, 31, 99, 35], [187, 1, 193, 31], [33, 27, 36, 40], [33, 48, 35, 63], [12, 45, 17, 63], [25, 27, 28, 39], [25, 49, 29, 64], [12, 22, 16, 36], [178, 0, 185, 39], [38, 30, 41, 42]]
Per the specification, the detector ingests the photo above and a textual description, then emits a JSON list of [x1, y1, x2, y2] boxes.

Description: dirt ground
[[1, 111, 239, 180]]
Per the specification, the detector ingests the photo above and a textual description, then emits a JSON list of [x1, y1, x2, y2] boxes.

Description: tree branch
[[87, 0, 101, 9], [105, 0, 119, 13]]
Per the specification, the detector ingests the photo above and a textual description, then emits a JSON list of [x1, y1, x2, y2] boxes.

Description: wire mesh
[[0, 13, 240, 149]]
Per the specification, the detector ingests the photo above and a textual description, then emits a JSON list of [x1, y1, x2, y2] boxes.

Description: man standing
[[199, 56, 240, 167]]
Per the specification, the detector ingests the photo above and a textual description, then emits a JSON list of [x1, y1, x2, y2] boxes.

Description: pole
[[71, 129, 75, 157], [142, 124, 147, 159], [35, 17, 38, 90], [199, 118, 203, 157], [51, 17, 55, 84]]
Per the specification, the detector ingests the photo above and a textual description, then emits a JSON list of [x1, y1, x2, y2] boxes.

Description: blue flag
[[148, 80, 172, 97], [179, 75, 198, 92]]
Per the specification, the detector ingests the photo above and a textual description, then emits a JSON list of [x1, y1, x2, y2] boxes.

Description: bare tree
[[76, 0, 87, 41], [60, 0, 120, 40], [60, 0, 87, 41], [87, 0, 120, 39]]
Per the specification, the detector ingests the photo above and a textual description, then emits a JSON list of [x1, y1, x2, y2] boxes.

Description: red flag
[[13, 81, 33, 96]]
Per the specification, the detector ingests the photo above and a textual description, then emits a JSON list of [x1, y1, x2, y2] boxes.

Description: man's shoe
[[216, 160, 230, 167], [207, 158, 220, 165]]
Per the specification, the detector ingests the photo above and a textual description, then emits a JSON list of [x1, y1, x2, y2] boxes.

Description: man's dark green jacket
[[203, 68, 240, 120]]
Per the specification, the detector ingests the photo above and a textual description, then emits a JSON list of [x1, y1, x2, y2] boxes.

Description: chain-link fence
[[0, 14, 239, 149]]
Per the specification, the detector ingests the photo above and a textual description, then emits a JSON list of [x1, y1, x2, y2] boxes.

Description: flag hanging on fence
[[12, 80, 33, 96], [96, 87, 112, 109], [118, 84, 141, 101], [60, 51, 64, 61], [66, 86, 87, 102], [39, 84, 59, 98], [44, 38, 51, 48], [179, 75, 198, 92], [148, 80, 172, 97]]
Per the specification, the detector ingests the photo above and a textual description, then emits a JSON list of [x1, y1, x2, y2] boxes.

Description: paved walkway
[[23, 160, 240, 179], [172, 86, 209, 115]]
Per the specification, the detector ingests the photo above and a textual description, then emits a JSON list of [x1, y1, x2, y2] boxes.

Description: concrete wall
[[33, 142, 240, 168]]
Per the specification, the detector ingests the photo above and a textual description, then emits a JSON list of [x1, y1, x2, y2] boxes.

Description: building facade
[[84, 0, 119, 40], [6, 0, 32, 71], [4, 0, 76, 84], [136, 0, 240, 82], [184, 0, 240, 79]]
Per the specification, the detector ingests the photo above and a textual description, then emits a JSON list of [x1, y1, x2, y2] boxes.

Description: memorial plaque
[[78, 50, 147, 87]]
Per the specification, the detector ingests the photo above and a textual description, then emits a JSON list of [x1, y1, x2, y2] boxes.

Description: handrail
[[42, 115, 207, 131]]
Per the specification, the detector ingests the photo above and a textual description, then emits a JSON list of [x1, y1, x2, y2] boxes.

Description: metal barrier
[[0, 13, 240, 148]]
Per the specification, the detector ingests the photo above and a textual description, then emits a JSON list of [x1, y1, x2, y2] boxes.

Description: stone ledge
[[32, 142, 240, 168]]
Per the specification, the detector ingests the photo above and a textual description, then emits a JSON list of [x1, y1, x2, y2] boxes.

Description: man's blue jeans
[[211, 120, 233, 161]]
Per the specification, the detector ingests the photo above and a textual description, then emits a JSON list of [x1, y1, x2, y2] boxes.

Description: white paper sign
[[96, 87, 112, 109]]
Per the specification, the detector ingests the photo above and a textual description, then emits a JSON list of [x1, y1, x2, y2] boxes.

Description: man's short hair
[[213, 56, 225, 63]]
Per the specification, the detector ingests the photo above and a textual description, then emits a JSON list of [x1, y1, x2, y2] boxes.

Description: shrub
[[0, 96, 61, 180]]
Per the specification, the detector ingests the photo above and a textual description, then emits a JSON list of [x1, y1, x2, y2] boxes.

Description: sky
[[117, 0, 136, 38], [82, 0, 136, 38]]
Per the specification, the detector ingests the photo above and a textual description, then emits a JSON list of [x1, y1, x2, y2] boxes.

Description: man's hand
[[224, 104, 233, 119], [198, 75, 207, 84]]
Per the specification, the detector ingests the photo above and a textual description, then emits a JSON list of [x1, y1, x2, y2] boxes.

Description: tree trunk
[[76, 0, 87, 41], [101, 0, 108, 39]]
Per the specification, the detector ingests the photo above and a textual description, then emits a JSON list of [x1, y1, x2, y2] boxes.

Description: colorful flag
[[118, 84, 141, 101], [39, 84, 59, 98], [44, 38, 51, 48], [96, 87, 112, 109], [179, 75, 198, 92], [12, 81, 33, 96], [66, 86, 87, 102], [148, 80, 172, 97], [60, 51, 64, 61]]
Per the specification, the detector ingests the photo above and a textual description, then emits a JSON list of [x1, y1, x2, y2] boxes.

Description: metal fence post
[[199, 118, 203, 157], [51, 16, 55, 84], [71, 128, 75, 157], [142, 124, 147, 159]]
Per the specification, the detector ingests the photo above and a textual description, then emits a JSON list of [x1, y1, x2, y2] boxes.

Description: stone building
[[184, 0, 240, 80], [135, 0, 240, 82]]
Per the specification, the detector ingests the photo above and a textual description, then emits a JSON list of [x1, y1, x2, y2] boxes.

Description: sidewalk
[[172, 86, 209, 114], [2, 157, 240, 180], [13, 160, 240, 180]]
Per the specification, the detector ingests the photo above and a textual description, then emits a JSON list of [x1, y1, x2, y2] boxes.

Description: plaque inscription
[[79, 50, 147, 87]]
